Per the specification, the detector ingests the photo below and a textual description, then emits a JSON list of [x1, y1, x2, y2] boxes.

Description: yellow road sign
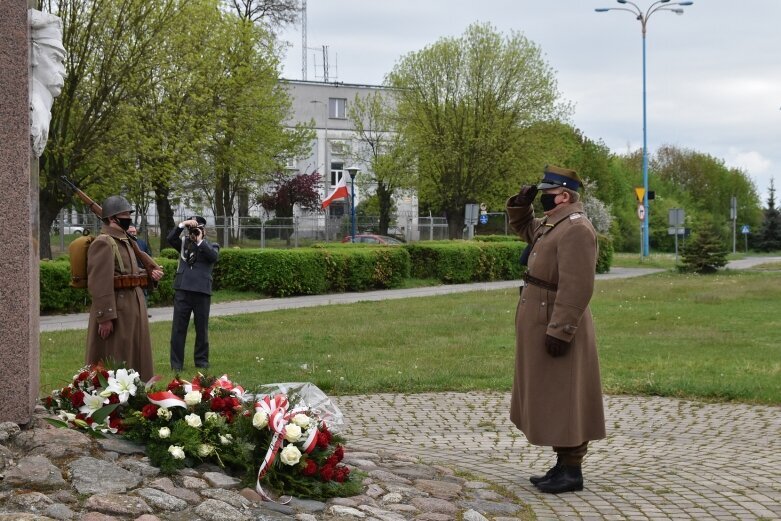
[[634, 187, 645, 202]]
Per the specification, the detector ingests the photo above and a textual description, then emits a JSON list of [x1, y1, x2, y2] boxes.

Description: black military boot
[[529, 458, 562, 485], [535, 464, 583, 494]]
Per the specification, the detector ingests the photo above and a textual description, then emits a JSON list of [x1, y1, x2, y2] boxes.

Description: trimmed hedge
[[405, 241, 526, 284], [40, 257, 178, 313], [41, 238, 614, 313], [213, 247, 411, 297]]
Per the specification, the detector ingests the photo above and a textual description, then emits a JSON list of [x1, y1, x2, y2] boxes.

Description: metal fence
[[48, 211, 455, 256]]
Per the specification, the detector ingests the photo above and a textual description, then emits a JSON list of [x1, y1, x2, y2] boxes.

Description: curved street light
[[596, 0, 694, 257]]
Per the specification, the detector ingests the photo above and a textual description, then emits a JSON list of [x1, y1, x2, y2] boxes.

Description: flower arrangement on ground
[[44, 365, 361, 500]]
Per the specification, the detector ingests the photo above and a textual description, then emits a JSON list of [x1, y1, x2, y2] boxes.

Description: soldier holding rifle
[[78, 194, 163, 382]]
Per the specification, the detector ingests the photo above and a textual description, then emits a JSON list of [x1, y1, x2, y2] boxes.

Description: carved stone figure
[[30, 9, 66, 158]]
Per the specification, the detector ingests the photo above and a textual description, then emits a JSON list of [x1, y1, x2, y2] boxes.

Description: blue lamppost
[[596, 0, 694, 257], [347, 166, 359, 242]]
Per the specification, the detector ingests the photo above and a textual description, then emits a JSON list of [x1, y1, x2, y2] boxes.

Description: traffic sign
[[637, 205, 645, 221], [479, 214, 489, 225], [634, 187, 645, 202], [741, 225, 750, 234]]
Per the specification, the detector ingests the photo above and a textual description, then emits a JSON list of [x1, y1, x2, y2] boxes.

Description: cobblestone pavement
[[334, 392, 781, 521]]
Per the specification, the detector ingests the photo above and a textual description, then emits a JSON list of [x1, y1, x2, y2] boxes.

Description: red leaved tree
[[258, 172, 322, 218]]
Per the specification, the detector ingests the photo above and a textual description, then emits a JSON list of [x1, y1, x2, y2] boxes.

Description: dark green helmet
[[101, 195, 134, 219]]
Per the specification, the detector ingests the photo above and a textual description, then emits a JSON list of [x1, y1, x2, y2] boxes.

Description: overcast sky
[[277, 0, 781, 205]]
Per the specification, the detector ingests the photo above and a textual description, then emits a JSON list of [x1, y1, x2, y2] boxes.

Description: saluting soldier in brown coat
[[86, 196, 164, 381], [506, 165, 606, 494]]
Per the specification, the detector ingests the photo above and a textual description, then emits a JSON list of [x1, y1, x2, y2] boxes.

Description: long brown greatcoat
[[507, 199, 606, 447], [86, 225, 154, 381]]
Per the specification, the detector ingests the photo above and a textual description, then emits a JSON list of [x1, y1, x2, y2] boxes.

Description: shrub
[[160, 248, 179, 259], [405, 241, 525, 283], [678, 222, 728, 274], [40, 259, 90, 313], [213, 247, 411, 297], [596, 234, 613, 274], [40, 257, 178, 313], [473, 235, 520, 243]]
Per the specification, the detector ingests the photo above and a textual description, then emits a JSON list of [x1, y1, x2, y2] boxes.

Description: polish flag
[[322, 174, 349, 209]]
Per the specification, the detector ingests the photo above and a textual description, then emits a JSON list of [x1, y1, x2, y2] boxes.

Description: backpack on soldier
[[67, 231, 95, 288]]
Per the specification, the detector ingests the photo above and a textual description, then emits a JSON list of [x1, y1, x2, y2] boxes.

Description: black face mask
[[114, 217, 133, 231], [540, 193, 560, 212]]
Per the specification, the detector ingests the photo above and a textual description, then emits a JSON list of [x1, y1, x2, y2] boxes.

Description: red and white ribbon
[[302, 425, 318, 454], [147, 391, 187, 408], [214, 374, 245, 398], [253, 393, 311, 502], [255, 394, 290, 434]]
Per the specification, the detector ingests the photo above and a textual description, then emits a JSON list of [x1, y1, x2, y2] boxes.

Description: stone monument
[[0, 2, 65, 423]]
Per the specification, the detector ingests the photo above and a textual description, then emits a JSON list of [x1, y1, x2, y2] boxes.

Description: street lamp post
[[596, 0, 694, 257], [347, 167, 359, 242]]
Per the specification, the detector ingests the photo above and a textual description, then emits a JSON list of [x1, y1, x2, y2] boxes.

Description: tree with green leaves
[[348, 91, 414, 235], [387, 22, 570, 237], [754, 178, 781, 252], [38, 0, 189, 259], [185, 11, 311, 244]]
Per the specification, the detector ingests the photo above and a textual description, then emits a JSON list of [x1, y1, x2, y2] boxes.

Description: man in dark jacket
[[167, 216, 220, 370]]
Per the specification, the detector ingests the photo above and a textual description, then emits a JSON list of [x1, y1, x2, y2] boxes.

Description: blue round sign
[[479, 214, 489, 225]]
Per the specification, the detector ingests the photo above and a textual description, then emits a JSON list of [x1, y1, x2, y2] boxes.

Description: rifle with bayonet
[[60, 177, 162, 289]]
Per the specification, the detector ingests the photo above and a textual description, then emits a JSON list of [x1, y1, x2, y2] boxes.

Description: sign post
[[741, 224, 750, 253], [464, 204, 479, 240], [668, 208, 685, 262], [730, 196, 737, 254]]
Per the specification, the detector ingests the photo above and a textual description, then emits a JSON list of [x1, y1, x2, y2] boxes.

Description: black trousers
[[170, 289, 211, 369]]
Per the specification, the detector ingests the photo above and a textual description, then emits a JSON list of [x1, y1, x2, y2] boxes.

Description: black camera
[[187, 224, 204, 241]]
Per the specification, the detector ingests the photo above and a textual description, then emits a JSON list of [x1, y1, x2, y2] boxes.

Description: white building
[[280, 79, 419, 239]]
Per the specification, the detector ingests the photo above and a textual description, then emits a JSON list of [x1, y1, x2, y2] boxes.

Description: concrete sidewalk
[[40, 266, 663, 332], [335, 392, 781, 520]]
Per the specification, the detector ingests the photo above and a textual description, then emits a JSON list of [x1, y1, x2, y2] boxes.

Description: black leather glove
[[513, 185, 539, 206], [545, 335, 570, 357]]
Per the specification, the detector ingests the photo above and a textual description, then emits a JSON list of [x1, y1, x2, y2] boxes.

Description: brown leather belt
[[113, 274, 149, 289], [522, 272, 558, 292]]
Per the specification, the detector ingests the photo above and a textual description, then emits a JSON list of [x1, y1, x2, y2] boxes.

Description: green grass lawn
[[40, 271, 781, 404]]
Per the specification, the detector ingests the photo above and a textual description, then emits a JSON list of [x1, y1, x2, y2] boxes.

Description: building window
[[330, 140, 350, 156], [329, 98, 346, 119], [284, 157, 298, 171], [330, 162, 344, 186]]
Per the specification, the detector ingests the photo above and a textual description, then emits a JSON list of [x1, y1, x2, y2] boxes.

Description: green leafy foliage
[[406, 241, 525, 283], [753, 179, 781, 252], [39, 260, 89, 313], [388, 22, 570, 237], [40, 258, 178, 313], [41, 242, 614, 313], [213, 248, 411, 297], [596, 234, 614, 275], [678, 221, 729, 274]]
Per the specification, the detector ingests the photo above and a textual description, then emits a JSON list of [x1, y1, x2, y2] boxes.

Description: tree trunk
[[446, 206, 465, 239], [377, 183, 392, 235], [154, 181, 176, 252], [39, 156, 75, 259], [215, 172, 229, 245]]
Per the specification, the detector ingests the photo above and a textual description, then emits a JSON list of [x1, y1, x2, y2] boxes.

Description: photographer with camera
[[167, 216, 220, 371]]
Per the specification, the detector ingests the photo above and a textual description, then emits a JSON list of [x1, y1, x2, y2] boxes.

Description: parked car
[[52, 224, 86, 235], [341, 234, 403, 245]]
